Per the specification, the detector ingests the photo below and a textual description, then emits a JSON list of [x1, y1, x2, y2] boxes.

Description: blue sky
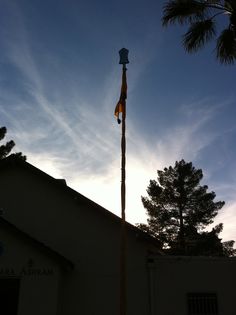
[[0, 0, 236, 243]]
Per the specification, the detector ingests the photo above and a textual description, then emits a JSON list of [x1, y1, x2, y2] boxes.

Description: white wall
[[0, 164, 155, 315], [1, 164, 235, 315], [148, 256, 236, 315], [0, 222, 63, 315]]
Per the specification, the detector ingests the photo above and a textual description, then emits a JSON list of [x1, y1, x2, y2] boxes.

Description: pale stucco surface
[[0, 159, 235, 315]]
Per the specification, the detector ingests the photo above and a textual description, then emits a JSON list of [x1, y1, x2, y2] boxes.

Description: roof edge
[[0, 156, 162, 252], [0, 217, 74, 271]]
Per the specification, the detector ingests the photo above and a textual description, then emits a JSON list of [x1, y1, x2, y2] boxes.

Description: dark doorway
[[0, 278, 20, 315]]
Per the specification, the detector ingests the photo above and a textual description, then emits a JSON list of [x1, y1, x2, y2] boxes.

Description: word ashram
[[0, 267, 54, 276]]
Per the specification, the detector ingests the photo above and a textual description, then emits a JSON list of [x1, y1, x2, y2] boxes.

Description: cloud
[[65, 99, 227, 225], [0, 0, 235, 245], [207, 201, 236, 243]]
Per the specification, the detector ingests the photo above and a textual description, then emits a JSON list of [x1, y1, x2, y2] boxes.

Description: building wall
[[1, 164, 235, 315], [0, 223, 63, 315], [148, 256, 236, 315], [0, 165, 154, 315]]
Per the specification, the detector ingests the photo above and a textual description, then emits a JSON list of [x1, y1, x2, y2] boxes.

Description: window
[[187, 292, 218, 315], [0, 278, 20, 315]]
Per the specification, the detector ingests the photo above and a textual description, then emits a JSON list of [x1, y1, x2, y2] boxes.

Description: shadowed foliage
[[137, 160, 236, 256], [0, 127, 26, 161], [183, 19, 216, 51], [162, 0, 236, 64]]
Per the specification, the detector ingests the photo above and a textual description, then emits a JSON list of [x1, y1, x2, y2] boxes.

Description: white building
[[0, 156, 235, 315]]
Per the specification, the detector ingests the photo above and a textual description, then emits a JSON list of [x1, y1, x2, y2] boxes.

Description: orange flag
[[114, 68, 127, 124]]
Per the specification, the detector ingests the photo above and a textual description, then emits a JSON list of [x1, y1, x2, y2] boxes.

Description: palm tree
[[162, 0, 236, 64]]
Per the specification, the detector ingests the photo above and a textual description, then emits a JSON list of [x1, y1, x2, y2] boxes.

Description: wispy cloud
[[0, 0, 235, 245], [207, 201, 236, 242]]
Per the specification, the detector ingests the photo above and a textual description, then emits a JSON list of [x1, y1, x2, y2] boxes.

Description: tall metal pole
[[114, 48, 129, 315], [120, 63, 127, 315]]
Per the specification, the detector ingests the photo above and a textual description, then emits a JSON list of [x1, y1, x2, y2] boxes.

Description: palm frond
[[205, 1, 233, 12], [205, 0, 221, 3], [225, 0, 236, 12], [216, 28, 236, 63], [230, 12, 236, 27], [162, 0, 207, 26], [183, 19, 216, 51]]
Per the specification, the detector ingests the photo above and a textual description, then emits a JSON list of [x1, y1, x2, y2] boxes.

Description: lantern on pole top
[[119, 48, 129, 65]]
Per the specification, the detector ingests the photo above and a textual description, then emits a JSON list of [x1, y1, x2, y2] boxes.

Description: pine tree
[[0, 127, 26, 161], [138, 160, 235, 256]]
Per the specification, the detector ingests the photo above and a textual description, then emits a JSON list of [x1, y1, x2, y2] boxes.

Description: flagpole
[[114, 48, 129, 315], [120, 63, 127, 315]]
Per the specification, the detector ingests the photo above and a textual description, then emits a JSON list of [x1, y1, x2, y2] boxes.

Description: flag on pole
[[114, 68, 127, 124], [116, 48, 129, 315]]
